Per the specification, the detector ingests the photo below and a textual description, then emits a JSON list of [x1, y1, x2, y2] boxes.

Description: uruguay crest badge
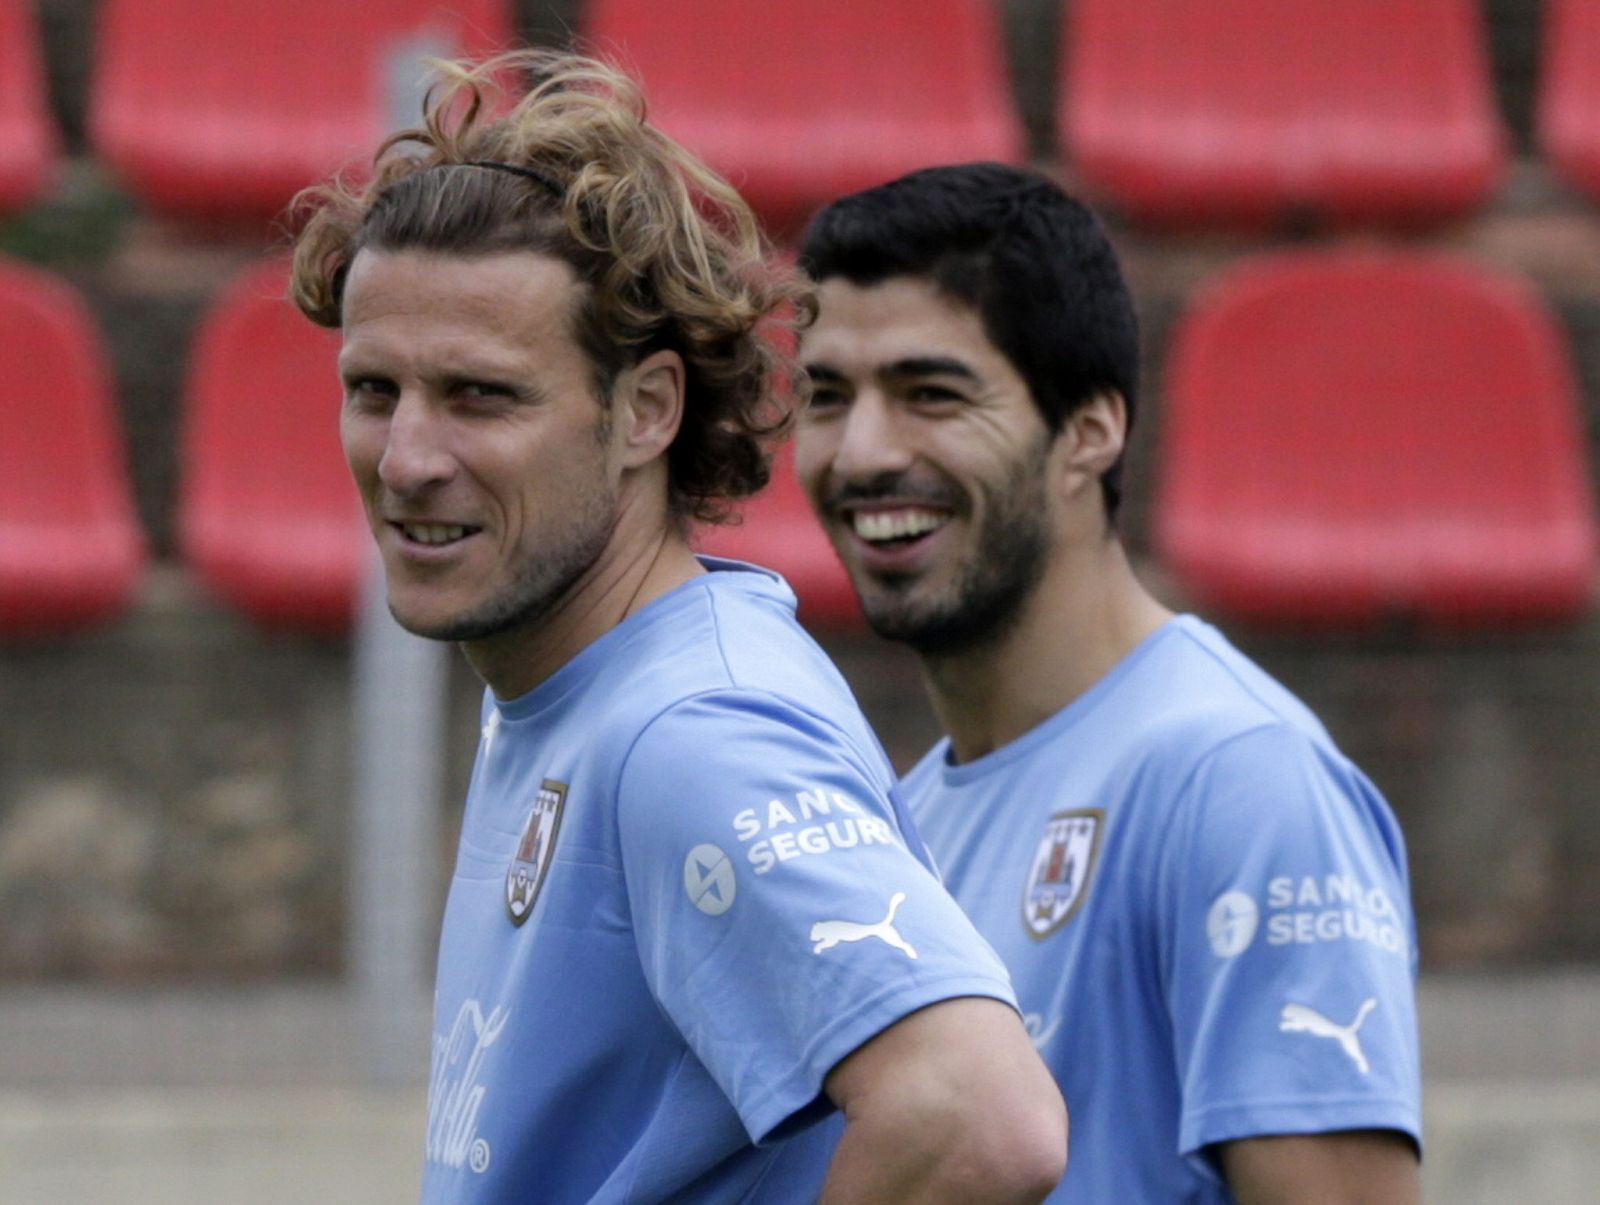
[[506, 779, 567, 926], [1023, 808, 1104, 939]]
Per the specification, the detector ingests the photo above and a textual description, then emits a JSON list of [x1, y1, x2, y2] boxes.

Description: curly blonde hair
[[291, 49, 813, 522]]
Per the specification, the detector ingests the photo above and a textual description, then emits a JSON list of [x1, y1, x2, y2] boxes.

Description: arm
[[1159, 726, 1422, 1179], [1219, 1129, 1420, 1205], [617, 694, 1061, 1177], [820, 996, 1067, 1204]]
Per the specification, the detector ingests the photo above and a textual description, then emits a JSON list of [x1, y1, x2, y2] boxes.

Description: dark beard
[[866, 510, 1050, 657], [859, 444, 1053, 657]]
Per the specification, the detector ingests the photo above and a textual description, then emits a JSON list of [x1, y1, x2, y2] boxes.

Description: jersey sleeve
[[1158, 722, 1422, 1163], [615, 689, 1017, 1144]]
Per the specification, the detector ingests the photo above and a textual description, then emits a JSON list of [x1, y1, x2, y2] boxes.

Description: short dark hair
[[799, 163, 1139, 519]]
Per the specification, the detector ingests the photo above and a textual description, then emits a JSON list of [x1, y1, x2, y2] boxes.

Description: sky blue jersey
[[421, 558, 1015, 1203], [903, 616, 1422, 1203]]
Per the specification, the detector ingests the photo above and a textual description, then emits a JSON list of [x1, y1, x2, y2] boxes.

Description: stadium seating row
[[6, 0, 1600, 233], [3, 248, 1594, 639]]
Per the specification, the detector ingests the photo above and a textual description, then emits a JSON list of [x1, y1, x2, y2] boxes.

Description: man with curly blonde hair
[[292, 51, 1064, 1203]]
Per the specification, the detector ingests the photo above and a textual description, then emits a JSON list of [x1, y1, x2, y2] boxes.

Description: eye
[[907, 382, 966, 406], [805, 385, 850, 412], [344, 376, 397, 410], [802, 374, 856, 419], [460, 381, 514, 399], [454, 380, 525, 412]]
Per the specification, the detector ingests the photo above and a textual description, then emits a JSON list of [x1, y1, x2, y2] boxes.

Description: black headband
[[468, 160, 565, 199]]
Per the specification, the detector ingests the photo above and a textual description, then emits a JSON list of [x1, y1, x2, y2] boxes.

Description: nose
[[375, 395, 456, 498], [829, 391, 915, 484]]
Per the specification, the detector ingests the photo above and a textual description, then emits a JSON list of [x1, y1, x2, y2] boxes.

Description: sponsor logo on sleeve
[[810, 892, 918, 959], [730, 787, 901, 875], [1206, 875, 1409, 959], [684, 843, 738, 916], [1207, 891, 1260, 957], [1023, 809, 1105, 939], [506, 779, 567, 927], [1280, 998, 1378, 1074]]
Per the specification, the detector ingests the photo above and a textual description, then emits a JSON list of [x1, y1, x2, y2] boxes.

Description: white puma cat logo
[[810, 892, 919, 960], [1279, 998, 1378, 1074]]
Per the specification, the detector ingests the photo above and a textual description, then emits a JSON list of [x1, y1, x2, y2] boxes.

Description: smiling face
[[338, 248, 625, 644], [795, 276, 1060, 654]]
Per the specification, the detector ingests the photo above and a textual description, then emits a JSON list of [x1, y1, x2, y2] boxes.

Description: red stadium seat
[[1538, 0, 1600, 205], [1060, 0, 1508, 231], [1153, 250, 1599, 628], [694, 442, 861, 628], [584, 0, 1025, 239], [0, 257, 145, 635], [0, 0, 58, 213], [89, 0, 514, 226], [180, 258, 365, 632]]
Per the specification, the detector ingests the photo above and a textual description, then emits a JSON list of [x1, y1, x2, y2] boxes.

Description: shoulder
[[1181, 720, 1377, 820], [617, 565, 861, 716], [606, 681, 918, 886], [1163, 720, 1409, 923], [1100, 623, 1401, 877], [578, 566, 872, 751], [622, 686, 887, 796], [1099, 616, 1346, 783], [1161, 618, 1328, 730]]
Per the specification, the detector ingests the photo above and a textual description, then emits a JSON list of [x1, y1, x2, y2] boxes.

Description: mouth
[[389, 521, 482, 549], [836, 505, 955, 571], [848, 506, 950, 548]]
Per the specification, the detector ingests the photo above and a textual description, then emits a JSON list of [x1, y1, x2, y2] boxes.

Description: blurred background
[[2, 0, 1598, 1200]]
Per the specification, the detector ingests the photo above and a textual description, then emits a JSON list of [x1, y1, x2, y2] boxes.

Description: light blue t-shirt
[[421, 558, 1015, 1203], [903, 616, 1422, 1203]]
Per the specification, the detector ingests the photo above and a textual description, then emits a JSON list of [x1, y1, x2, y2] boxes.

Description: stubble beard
[[397, 495, 620, 644], [391, 405, 621, 644]]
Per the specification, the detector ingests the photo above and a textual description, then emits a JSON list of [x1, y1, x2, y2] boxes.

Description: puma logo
[[1279, 998, 1378, 1074], [810, 892, 919, 960]]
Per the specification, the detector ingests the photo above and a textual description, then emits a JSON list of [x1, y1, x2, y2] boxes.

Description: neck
[[464, 491, 703, 700], [921, 531, 1173, 764]]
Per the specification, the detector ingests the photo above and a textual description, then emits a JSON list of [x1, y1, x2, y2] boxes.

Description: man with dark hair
[[795, 162, 1422, 1203], [295, 61, 1064, 1203]]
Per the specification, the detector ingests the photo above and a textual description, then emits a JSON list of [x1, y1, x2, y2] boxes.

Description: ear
[[615, 348, 686, 470], [1052, 391, 1127, 498]]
